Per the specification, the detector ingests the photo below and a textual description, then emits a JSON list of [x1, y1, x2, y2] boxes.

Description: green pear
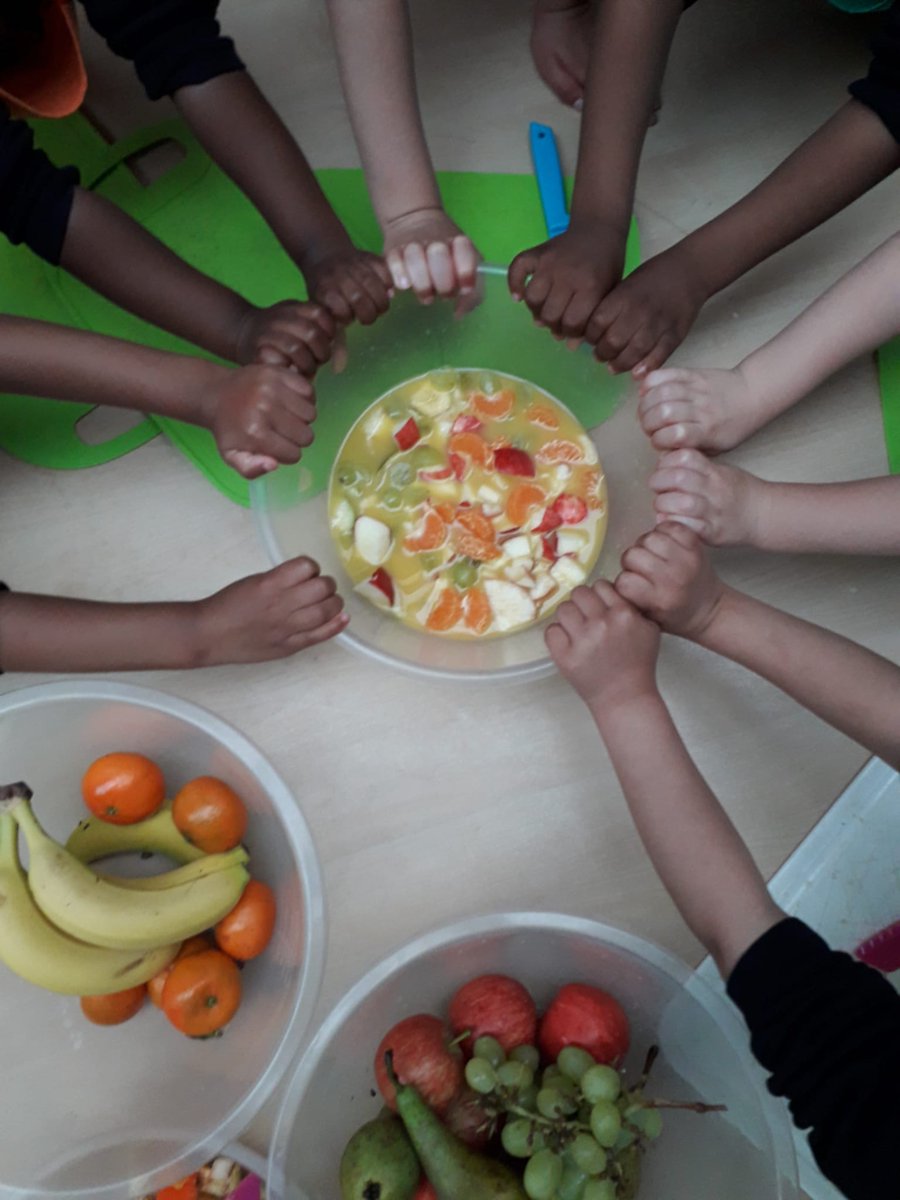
[[388, 1055, 527, 1200], [339, 1114, 420, 1200]]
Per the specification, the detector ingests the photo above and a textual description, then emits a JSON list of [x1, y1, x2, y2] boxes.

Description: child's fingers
[[536, 281, 576, 332], [639, 395, 693, 434], [607, 324, 658, 376], [639, 367, 694, 396], [655, 490, 706, 522], [544, 622, 570, 661], [559, 292, 597, 340], [257, 333, 317, 376], [289, 592, 345, 635], [425, 242, 457, 298], [632, 333, 679, 379], [278, 388, 317, 426], [287, 609, 349, 651], [268, 407, 313, 450], [353, 262, 391, 316], [592, 579, 620, 609], [655, 511, 705, 534], [386, 248, 411, 291], [223, 449, 278, 479], [651, 422, 704, 451], [255, 428, 306, 463], [614, 569, 652, 608], [556, 598, 585, 640], [570, 584, 604, 621], [368, 254, 394, 292], [317, 286, 354, 326], [401, 243, 435, 304], [635, 529, 681, 561], [451, 235, 480, 294], [648, 461, 706, 496], [275, 557, 320, 587], [298, 302, 336, 339], [290, 573, 337, 610], [656, 520, 702, 550], [508, 249, 539, 301], [255, 344, 294, 370], [523, 267, 553, 318], [619, 545, 658, 580], [342, 278, 379, 326]]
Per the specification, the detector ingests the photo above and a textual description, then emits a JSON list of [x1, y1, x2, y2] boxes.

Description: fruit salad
[[328, 370, 608, 638]]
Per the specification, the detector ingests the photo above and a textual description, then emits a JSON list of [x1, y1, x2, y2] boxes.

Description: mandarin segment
[[525, 403, 561, 430], [535, 438, 585, 465], [473, 388, 514, 420], [403, 508, 448, 553], [506, 483, 546, 526], [448, 431, 491, 465], [426, 587, 464, 631], [462, 587, 492, 633]]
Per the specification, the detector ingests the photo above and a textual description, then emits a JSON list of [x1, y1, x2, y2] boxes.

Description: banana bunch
[[0, 782, 249, 995]]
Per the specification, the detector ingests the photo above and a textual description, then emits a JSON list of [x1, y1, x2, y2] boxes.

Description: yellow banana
[[0, 812, 179, 995], [66, 801, 204, 865], [99, 844, 248, 891], [8, 791, 248, 952]]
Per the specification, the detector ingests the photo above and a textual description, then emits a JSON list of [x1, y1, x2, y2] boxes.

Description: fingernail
[[573, 98, 584, 112], [511, 293, 522, 302]]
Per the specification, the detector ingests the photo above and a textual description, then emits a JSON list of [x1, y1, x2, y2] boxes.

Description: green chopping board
[[0, 114, 640, 504], [876, 341, 900, 474]]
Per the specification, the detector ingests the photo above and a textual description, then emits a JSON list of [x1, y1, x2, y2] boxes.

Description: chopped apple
[[362, 567, 395, 606], [354, 515, 392, 565], [477, 485, 502, 505], [554, 464, 572, 483], [550, 557, 587, 589], [556, 529, 588, 557], [331, 499, 355, 537], [503, 535, 533, 560], [485, 580, 536, 631], [505, 561, 528, 582], [531, 575, 557, 602], [363, 406, 388, 442]]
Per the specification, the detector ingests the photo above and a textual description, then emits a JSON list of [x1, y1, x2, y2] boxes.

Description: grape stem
[[643, 1099, 728, 1113], [639, 1044, 659, 1087], [0, 781, 32, 814]]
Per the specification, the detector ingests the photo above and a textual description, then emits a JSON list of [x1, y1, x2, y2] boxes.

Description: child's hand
[[382, 208, 481, 312], [508, 222, 624, 340], [616, 523, 725, 639], [530, 1, 591, 110], [649, 450, 766, 546], [208, 364, 318, 479], [235, 301, 336, 374], [583, 248, 708, 376], [197, 557, 347, 665], [545, 579, 661, 710], [638, 366, 762, 453], [304, 248, 393, 326]]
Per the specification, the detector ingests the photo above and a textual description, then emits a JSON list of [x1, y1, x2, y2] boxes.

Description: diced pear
[[332, 499, 355, 536], [436, 417, 453, 439], [531, 575, 557, 601], [550, 557, 587, 589], [477, 485, 502, 505], [363, 407, 388, 442], [485, 580, 536, 631], [556, 529, 588, 557], [505, 561, 528, 582], [411, 386, 453, 418], [354, 515, 392, 565], [555, 465, 572, 483], [503, 535, 533, 560]]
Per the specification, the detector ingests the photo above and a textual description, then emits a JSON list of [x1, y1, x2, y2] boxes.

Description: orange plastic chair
[[0, 0, 87, 119]]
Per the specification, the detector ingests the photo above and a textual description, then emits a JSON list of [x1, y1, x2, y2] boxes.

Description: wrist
[[185, 359, 231, 431], [687, 583, 740, 649], [293, 227, 356, 278], [658, 238, 716, 305], [589, 688, 666, 736], [566, 210, 631, 250]]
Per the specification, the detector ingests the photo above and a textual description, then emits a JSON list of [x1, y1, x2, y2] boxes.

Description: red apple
[[448, 974, 537, 1054], [374, 1014, 463, 1115], [413, 1179, 438, 1200], [444, 1087, 493, 1149], [538, 983, 630, 1066]]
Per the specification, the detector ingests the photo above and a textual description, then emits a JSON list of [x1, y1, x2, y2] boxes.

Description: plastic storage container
[[252, 267, 656, 681], [0, 682, 326, 1200], [269, 912, 799, 1200]]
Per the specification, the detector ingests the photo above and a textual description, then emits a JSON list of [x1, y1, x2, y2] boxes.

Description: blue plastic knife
[[529, 121, 570, 238]]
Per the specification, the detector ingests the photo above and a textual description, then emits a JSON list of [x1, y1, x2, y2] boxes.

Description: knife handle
[[529, 121, 570, 238]]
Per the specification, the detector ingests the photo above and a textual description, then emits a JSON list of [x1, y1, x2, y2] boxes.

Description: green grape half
[[465, 1057, 497, 1095], [524, 1149, 564, 1200], [537, 1087, 576, 1119], [472, 1036, 506, 1068], [497, 1060, 534, 1092], [557, 1046, 596, 1083], [510, 1044, 541, 1071], [583, 1180, 617, 1200], [568, 1133, 607, 1177], [589, 1100, 622, 1149], [627, 1106, 663, 1140], [581, 1065, 621, 1105]]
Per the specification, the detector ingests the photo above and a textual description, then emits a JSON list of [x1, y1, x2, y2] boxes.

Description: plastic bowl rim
[[267, 909, 797, 1200], [0, 679, 327, 1200]]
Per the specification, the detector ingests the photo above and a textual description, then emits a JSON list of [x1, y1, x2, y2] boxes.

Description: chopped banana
[[354, 515, 392, 565], [331, 499, 355, 536], [503, 535, 533, 559]]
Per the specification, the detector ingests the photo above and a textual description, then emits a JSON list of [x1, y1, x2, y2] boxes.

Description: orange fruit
[[172, 777, 247, 854], [462, 588, 492, 634], [403, 508, 448, 553], [433, 502, 456, 524], [162, 949, 242, 1038], [453, 532, 501, 562], [80, 985, 146, 1026], [456, 507, 495, 543], [473, 389, 514, 420], [535, 439, 585, 465], [214, 880, 277, 961], [577, 467, 605, 510], [525, 403, 560, 430], [147, 935, 212, 1009], [157, 1176, 199, 1200], [81, 753, 165, 825], [426, 588, 464, 631], [448, 431, 490, 465], [506, 483, 546, 526]]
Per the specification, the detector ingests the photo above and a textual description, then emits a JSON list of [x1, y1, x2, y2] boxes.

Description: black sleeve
[[0, 105, 78, 264], [78, 0, 244, 101], [848, 3, 900, 142], [727, 917, 900, 1200]]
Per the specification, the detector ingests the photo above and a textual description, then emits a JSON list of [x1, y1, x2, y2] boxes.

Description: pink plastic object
[[854, 920, 900, 972], [229, 1176, 261, 1200]]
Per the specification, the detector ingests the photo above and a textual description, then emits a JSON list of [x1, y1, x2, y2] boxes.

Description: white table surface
[[2, 0, 899, 1179]]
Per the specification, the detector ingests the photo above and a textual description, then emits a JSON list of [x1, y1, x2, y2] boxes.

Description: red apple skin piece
[[395, 417, 421, 450], [419, 465, 454, 482], [542, 533, 559, 562], [374, 1014, 464, 1115], [533, 508, 562, 534], [413, 1178, 439, 1200], [451, 414, 483, 435], [493, 447, 535, 478], [449, 452, 466, 481], [448, 973, 538, 1055], [551, 494, 588, 525], [538, 983, 630, 1066], [444, 1087, 493, 1149], [369, 567, 395, 605]]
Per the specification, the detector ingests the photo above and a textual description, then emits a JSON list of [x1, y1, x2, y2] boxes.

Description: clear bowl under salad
[[252, 267, 656, 681]]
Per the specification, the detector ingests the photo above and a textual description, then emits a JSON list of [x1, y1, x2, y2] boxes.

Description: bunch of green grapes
[[463, 1039, 662, 1200]]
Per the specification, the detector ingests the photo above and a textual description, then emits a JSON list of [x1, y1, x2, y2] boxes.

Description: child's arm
[[325, 0, 479, 307], [616, 523, 900, 770], [639, 231, 900, 453], [172, 71, 393, 326], [509, 0, 684, 340], [0, 316, 319, 478], [648, 449, 900, 555], [530, 0, 592, 110], [590, 98, 900, 375], [545, 580, 784, 975], [0, 559, 347, 673]]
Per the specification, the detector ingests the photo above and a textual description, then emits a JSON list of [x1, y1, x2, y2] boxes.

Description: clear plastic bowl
[[269, 913, 799, 1200], [0, 682, 326, 1200], [252, 267, 656, 681]]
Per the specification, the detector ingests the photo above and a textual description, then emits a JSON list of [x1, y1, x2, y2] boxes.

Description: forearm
[[0, 593, 203, 673], [696, 587, 900, 769], [677, 101, 900, 301], [174, 72, 352, 275], [591, 693, 783, 975], [739, 232, 900, 415], [570, 0, 682, 236], [0, 315, 222, 426], [751, 476, 900, 555], [60, 189, 250, 361], [327, 0, 441, 227]]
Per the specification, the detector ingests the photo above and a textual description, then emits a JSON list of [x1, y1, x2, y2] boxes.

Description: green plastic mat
[[0, 114, 639, 504], [876, 341, 900, 474]]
